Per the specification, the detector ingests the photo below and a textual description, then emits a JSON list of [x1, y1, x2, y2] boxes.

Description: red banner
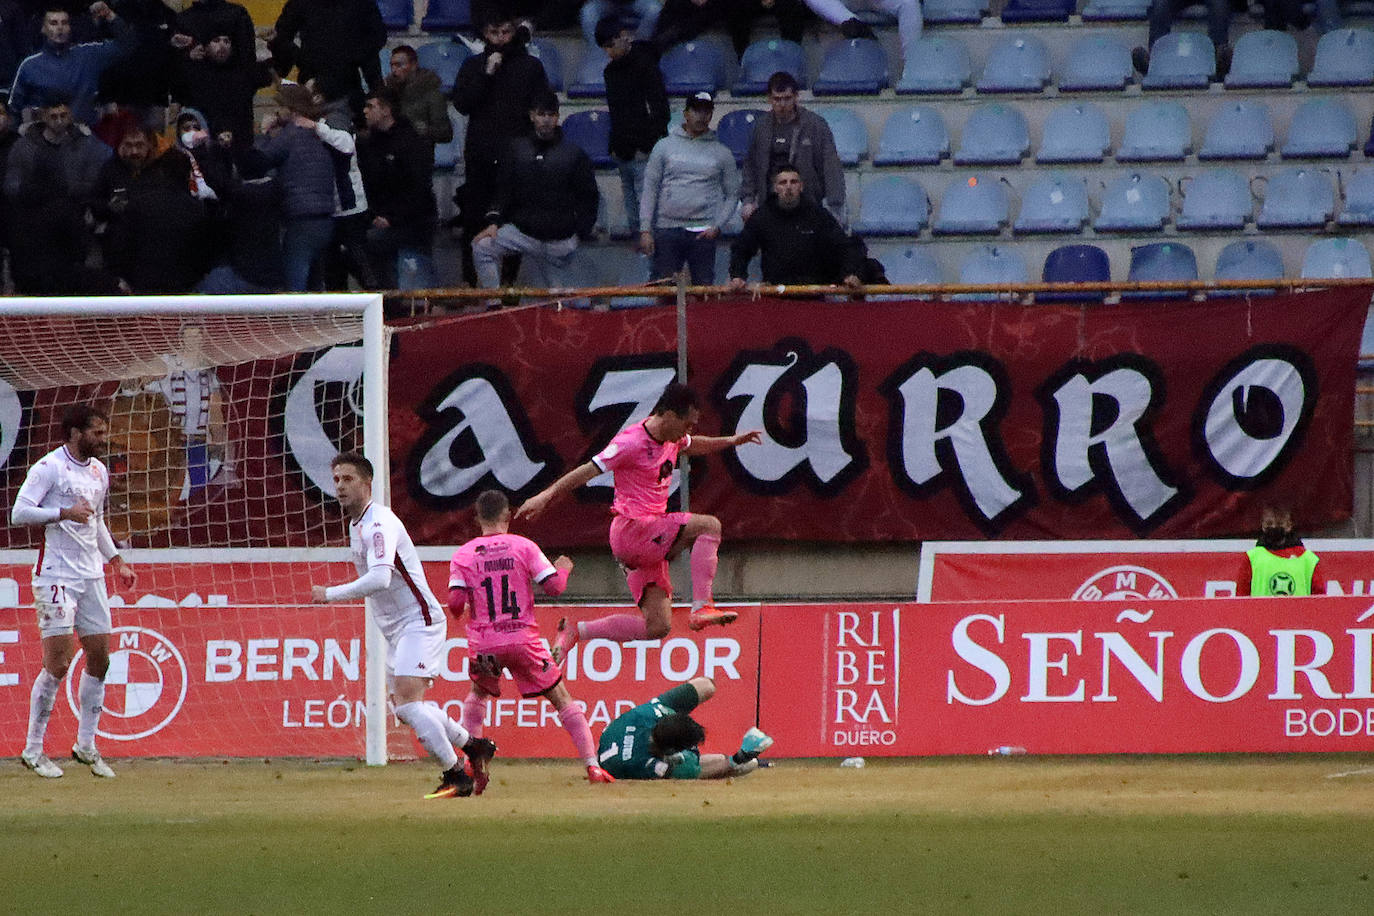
[[759, 598, 1374, 755]]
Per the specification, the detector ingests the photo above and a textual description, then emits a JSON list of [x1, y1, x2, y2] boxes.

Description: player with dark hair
[[1237, 504, 1325, 597], [449, 489, 615, 787], [516, 382, 761, 660], [597, 676, 772, 780]]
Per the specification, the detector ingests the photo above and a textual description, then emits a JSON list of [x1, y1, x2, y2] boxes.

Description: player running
[[597, 676, 773, 780], [448, 489, 615, 787], [516, 382, 761, 662], [311, 452, 495, 800], [12, 405, 137, 779]]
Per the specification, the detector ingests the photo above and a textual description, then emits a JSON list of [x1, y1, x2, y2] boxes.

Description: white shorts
[[33, 576, 111, 639], [385, 619, 447, 680]]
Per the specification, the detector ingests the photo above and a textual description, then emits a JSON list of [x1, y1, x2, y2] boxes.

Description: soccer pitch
[[4, 755, 1373, 914]]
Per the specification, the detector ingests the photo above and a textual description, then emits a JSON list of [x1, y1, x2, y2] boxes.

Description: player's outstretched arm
[[311, 567, 393, 604], [683, 430, 762, 456], [515, 462, 599, 521]]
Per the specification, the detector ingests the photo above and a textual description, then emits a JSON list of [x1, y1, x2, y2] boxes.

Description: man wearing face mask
[[1236, 505, 1324, 597]]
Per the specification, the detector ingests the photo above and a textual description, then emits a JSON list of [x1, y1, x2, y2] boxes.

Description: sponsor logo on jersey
[[1072, 565, 1179, 601], [66, 626, 188, 741]]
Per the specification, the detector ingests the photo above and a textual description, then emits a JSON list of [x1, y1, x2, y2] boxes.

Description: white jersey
[[346, 502, 442, 631], [12, 445, 114, 580]]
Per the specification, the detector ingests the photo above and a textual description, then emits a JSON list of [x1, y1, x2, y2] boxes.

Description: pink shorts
[[610, 513, 690, 605], [467, 636, 562, 698]]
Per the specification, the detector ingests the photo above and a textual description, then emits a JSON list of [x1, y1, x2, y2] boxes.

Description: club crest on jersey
[[1072, 565, 1178, 601], [65, 626, 189, 741], [373, 531, 385, 559]]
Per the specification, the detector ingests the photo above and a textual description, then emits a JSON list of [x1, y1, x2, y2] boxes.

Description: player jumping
[[516, 382, 761, 662]]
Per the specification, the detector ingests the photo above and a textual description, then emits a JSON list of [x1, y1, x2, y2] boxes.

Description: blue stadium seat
[[527, 40, 564, 92], [923, 0, 985, 24], [813, 39, 889, 95], [976, 34, 1050, 93], [1116, 101, 1191, 161], [1127, 242, 1198, 297], [1013, 174, 1090, 233], [934, 175, 1010, 234], [734, 39, 806, 94], [560, 110, 615, 169], [660, 41, 725, 95], [1176, 169, 1253, 230], [1081, 0, 1150, 20], [957, 245, 1029, 299], [895, 36, 972, 94], [1257, 167, 1336, 228], [1037, 102, 1110, 163], [854, 176, 931, 235], [567, 48, 609, 98], [817, 107, 869, 165], [419, 0, 469, 30], [432, 105, 464, 169], [871, 243, 943, 288], [716, 110, 762, 165], [1308, 28, 1374, 87], [379, 45, 393, 77], [1095, 172, 1171, 232], [1224, 30, 1298, 88], [378, 0, 412, 30], [1281, 98, 1357, 159], [1001, 0, 1074, 22], [1301, 238, 1372, 279], [1198, 100, 1274, 160], [1041, 243, 1111, 302], [1215, 240, 1285, 285], [1141, 32, 1216, 89], [1059, 34, 1133, 91], [873, 106, 949, 166], [953, 104, 1029, 165], [416, 41, 472, 94], [1338, 167, 1374, 226]]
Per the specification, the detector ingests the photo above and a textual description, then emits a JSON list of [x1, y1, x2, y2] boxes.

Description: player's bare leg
[[21, 634, 76, 778], [668, 514, 736, 630], [543, 681, 614, 783], [71, 632, 115, 777]]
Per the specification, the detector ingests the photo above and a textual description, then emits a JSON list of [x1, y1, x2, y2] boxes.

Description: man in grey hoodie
[[639, 91, 739, 285]]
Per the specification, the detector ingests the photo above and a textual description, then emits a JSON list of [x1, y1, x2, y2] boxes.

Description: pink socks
[[690, 534, 720, 610]]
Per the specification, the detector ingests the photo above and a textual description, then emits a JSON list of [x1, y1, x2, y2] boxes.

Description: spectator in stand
[[800, 0, 920, 84], [729, 164, 862, 290], [470, 88, 598, 290], [382, 45, 452, 149], [450, 11, 548, 286], [3, 92, 119, 294], [172, 0, 257, 69], [0, 102, 17, 280], [171, 29, 272, 149], [639, 90, 737, 285], [597, 15, 667, 240], [0, 0, 30, 105], [357, 88, 436, 290], [97, 0, 178, 109], [740, 70, 844, 225], [1236, 505, 1325, 597], [197, 139, 285, 292], [252, 81, 336, 291], [654, 0, 810, 60], [269, 0, 385, 114], [580, 0, 662, 47], [9, 3, 137, 124], [308, 72, 375, 290]]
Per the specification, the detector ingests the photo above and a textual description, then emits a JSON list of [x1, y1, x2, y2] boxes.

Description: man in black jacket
[[470, 89, 599, 289], [357, 89, 437, 290], [729, 165, 863, 290], [597, 15, 667, 238]]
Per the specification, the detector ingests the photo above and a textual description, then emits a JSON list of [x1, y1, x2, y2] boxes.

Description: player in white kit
[[311, 452, 496, 799], [11, 405, 137, 778]]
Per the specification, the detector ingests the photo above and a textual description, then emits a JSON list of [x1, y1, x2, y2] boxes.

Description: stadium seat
[[1094, 172, 1171, 232], [560, 110, 615, 169], [1126, 242, 1198, 297], [934, 175, 1010, 234], [895, 36, 972, 94], [957, 245, 1030, 299], [1281, 98, 1357, 159], [1197, 100, 1274, 160], [1308, 28, 1374, 87], [813, 39, 889, 95], [953, 104, 1029, 165], [1214, 240, 1285, 285], [1141, 32, 1216, 89], [1001, 0, 1074, 22], [1041, 243, 1111, 302], [1338, 167, 1374, 226], [1256, 167, 1336, 228], [1176, 169, 1253, 230], [923, 0, 984, 24], [1081, 0, 1150, 20], [567, 48, 609, 98], [1224, 30, 1298, 88], [432, 105, 464, 169], [1301, 237, 1373, 279], [1036, 102, 1110, 163], [873, 106, 950, 166], [715, 110, 762, 165], [527, 40, 564, 92], [854, 176, 931, 235], [416, 41, 472, 94], [871, 243, 943, 288], [1116, 101, 1192, 162], [976, 34, 1050, 93], [817, 107, 869, 165], [1013, 174, 1090, 233], [735, 39, 806, 94], [419, 0, 469, 30], [378, 0, 412, 30], [1059, 34, 1133, 91], [659, 41, 725, 95]]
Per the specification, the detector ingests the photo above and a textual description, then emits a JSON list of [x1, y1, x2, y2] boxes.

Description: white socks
[[75, 672, 105, 751], [441, 713, 471, 750], [395, 701, 460, 770], [25, 668, 60, 756]]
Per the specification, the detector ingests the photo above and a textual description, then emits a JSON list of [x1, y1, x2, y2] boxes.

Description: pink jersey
[[592, 421, 690, 518], [449, 533, 556, 647]]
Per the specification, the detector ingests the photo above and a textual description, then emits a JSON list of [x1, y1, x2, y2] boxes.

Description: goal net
[[0, 295, 395, 763]]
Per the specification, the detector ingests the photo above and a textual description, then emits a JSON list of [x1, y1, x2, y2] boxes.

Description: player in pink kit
[[517, 382, 761, 660], [449, 490, 614, 787]]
